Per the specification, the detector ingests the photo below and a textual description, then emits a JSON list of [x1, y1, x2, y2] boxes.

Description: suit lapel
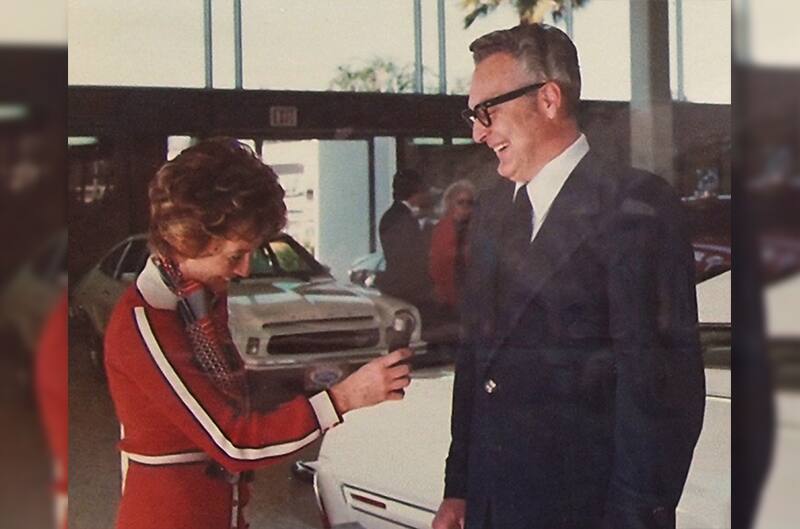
[[467, 181, 515, 348], [487, 152, 602, 359]]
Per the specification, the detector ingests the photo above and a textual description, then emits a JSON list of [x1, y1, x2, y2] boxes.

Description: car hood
[[226, 277, 379, 325], [317, 366, 455, 511]]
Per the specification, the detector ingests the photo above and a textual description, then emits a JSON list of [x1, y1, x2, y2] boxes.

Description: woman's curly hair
[[148, 137, 287, 259]]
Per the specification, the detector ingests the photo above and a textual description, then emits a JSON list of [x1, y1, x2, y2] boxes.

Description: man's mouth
[[492, 143, 509, 155]]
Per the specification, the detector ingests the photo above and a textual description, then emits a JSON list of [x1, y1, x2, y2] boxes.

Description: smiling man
[[433, 24, 705, 529]]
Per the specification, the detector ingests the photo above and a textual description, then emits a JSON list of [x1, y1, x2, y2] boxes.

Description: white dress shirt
[[513, 133, 590, 241]]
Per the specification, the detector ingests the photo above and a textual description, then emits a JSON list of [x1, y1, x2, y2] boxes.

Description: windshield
[[248, 235, 329, 279]]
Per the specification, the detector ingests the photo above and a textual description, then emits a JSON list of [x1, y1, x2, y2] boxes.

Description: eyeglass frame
[[461, 82, 548, 128]]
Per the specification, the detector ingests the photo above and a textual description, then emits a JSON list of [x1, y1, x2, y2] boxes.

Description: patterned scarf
[[152, 256, 250, 414]]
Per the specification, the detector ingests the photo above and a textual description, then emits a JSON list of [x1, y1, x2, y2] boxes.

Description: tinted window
[[269, 240, 314, 274], [250, 247, 277, 276], [117, 239, 149, 276], [99, 241, 128, 277]]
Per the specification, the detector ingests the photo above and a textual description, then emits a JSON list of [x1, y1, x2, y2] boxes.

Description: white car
[[310, 271, 735, 529], [70, 233, 426, 390]]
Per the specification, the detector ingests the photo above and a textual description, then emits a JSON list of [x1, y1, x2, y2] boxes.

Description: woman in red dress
[[429, 179, 476, 312], [104, 138, 411, 529]]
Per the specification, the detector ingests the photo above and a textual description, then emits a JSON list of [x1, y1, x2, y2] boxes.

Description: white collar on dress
[[136, 256, 180, 310]]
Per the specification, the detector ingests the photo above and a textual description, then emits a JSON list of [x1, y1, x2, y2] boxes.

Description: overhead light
[[0, 104, 29, 122], [68, 136, 99, 147]]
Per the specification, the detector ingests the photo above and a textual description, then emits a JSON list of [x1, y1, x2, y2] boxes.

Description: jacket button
[[484, 379, 497, 394]]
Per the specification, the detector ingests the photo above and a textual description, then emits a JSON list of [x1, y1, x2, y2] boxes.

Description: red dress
[[105, 259, 342, 529], [429, 214, 469, 309]]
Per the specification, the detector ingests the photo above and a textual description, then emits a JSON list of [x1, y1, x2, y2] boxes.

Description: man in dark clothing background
[[377, 169, 436, 318]]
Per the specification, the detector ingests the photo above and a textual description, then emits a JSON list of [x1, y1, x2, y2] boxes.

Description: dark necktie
[[508, 184, 533, 248], [496, 184, 533, 330]]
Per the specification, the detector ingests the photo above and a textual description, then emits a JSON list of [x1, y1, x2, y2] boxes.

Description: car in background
[[308, 270, 735, 529], [348, 252, 385, 289], [70, 233, 426, 391]]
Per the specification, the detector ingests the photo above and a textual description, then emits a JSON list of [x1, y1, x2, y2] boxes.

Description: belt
[[122, 450, 254, 482], [122, 450, 210, 465]]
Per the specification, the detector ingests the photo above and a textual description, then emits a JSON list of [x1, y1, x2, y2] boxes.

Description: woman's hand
[[329, 348, 413, 414]]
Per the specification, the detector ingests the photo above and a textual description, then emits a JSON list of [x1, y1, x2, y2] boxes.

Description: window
[[69, 0, 205, 87], [99, 242, 127, 277], [670, 0, 731, 103], [117, 239, 149, 277], [249, 246, 277, 277], [242, 1, 415, 92], [572, 0, 631, 101]]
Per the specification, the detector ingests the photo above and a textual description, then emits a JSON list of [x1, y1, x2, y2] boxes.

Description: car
[[70, 232, 426, 390], [348, 252, 385, 289], [308, 270, 736, 529]]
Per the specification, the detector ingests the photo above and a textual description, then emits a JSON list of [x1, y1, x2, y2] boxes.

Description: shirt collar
[[136, 256, 180, 310], [514, 133, 589, 220], [401, 200, 420, 218]]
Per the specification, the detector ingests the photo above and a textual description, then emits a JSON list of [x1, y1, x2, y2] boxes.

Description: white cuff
[[309, 391, 342, 433]]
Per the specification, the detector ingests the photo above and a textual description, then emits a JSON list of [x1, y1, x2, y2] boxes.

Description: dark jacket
[[444, 152, 705, 529], [377, 201, 432, 305]]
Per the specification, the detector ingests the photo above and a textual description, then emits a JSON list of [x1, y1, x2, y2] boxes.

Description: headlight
[[392, 310, 416, 334], [245, 337, 261, 356]]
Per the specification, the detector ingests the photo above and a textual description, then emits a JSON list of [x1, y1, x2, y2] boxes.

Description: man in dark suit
[[377, 169, 435, 314], [432, 24, 705, 529]]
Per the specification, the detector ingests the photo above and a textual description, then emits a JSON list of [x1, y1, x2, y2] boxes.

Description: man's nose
[[471, 120, 488, 144]]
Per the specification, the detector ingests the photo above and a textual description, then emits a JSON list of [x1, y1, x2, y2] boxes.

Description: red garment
[[35, 291, 68, 529], [105, 260, 342, 529], [429, 214, 468, 308]]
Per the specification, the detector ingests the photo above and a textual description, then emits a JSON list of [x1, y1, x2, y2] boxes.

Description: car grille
[[268, 329, 381, 355]]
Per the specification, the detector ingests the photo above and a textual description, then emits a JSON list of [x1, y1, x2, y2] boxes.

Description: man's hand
[[432, 498, 466, 529], [329, 348, 412, 414]]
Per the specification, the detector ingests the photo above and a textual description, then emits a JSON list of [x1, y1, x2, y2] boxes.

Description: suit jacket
[[443, 152, 705, 529], [377, 200, 432, 305]]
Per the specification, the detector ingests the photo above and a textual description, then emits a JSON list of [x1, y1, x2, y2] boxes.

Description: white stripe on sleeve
[[134, 306, 321, 461]]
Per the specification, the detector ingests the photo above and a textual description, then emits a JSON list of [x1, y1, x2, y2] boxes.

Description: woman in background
[[429, 179, 476, 313]]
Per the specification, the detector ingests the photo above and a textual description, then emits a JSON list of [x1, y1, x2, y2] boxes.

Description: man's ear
[[538, 81, 563, 120]]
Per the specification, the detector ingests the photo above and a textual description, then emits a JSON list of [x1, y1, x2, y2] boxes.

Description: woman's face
[[178, 236, 261, 294], [449, 191, 475, 223]]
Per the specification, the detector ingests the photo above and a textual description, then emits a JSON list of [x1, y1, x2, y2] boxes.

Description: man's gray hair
[[469, 23, 581, 116]]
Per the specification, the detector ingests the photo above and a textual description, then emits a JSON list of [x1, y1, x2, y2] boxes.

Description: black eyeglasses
[[461, 82, 548, 128]]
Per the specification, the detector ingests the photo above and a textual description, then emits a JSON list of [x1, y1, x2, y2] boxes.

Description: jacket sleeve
[[114, 304, 342, 474], [603, 178, 706, 528]]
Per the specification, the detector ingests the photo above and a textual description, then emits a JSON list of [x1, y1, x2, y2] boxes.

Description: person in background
[[104, 137, 411, 529], [429, 179, 476, 314], [377, 169, 436, 317]]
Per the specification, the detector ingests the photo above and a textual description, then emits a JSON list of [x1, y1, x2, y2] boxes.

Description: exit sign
[[269, 106, 298, 127]]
